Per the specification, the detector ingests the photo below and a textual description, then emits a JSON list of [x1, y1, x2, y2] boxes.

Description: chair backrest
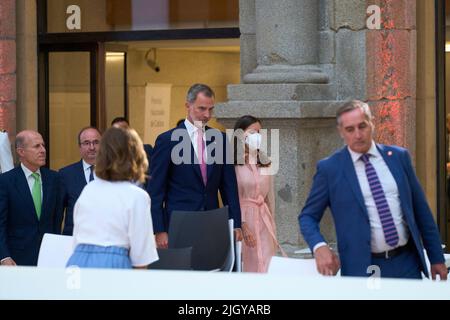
[[220, 219, 235, 272], [168, 206, 233, 271], [147, 247, 192, 270], [37, 233, 73, 268]]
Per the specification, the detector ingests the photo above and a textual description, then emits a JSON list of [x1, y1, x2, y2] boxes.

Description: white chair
[[268, 256, 341, 276], [422, 246, 450, 280], [37, 233, 73, 268], [234, 240, 242, 272], [268, 256, 321, 276], [222, 219, 236, 272]]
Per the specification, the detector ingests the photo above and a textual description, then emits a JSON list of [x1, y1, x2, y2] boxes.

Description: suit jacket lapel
[[205, 127, 216, 183], [76, 160, 87, 187], [190, 138, 204, 184], [40, 168, 52, 223], [181, 122, 204, 185], [14, 168, 39, 221], [341, 148, 367, 214]]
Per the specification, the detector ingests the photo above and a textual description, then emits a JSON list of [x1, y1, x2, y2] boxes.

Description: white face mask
[[245, 132, 262, 150]]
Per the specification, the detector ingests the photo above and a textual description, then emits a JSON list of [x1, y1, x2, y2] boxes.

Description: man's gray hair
[[186, 83, 215, 104], [15, 135, 26, 149], [336, 100, 373, 126]]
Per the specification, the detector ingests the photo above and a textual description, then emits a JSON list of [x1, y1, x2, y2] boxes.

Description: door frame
[[38, 43, 100, 168], [36, 0, 239, 168], [435, 0, 448, 248]]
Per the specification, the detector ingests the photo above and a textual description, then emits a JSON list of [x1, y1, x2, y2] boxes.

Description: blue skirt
[[66, 244, 132, 269]]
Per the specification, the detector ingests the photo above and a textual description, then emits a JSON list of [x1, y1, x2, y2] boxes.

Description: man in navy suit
[[299, 100, 447, 279], [111, 117, 153, 160], [59, 126, 101, 235], [0, 130, 63, 266], [111, 117, 153, 189], [148, 83, 242, 248]]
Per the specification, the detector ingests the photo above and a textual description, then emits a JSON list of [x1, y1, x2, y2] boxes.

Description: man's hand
[[431, 263, 448, 281], [0, 258, 16, 266], [234, 228, 243, 242], [314, 246, 340, 276], [155, 232, 168, 249]]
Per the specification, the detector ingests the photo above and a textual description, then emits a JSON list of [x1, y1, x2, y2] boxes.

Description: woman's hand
[[242, 223, 256, 248]]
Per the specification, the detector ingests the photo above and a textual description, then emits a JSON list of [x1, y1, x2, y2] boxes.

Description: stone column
[[216, 0, 344, 255], [217, 0, 419, 256], [366, 0, 416, 154], [16, 0, 38, 132], [0, 0, 16, 138], [244, 0, 328, 84]]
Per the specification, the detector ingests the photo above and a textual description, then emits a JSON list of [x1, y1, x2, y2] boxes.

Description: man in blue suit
[[111, 117, 153, 161], [148, 83, 242, 248], [0, 130, 63, 266], [299, 100, 447, 279], [59, 127, 101, 235], [111, 117, 153, 190]]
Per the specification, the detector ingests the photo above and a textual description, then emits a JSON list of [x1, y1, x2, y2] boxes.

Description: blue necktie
[[360, 154, 399, 247], [89, 165, 94, 182]]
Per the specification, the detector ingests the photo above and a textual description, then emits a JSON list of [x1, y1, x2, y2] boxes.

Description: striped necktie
[[360, 154, 399, 247]]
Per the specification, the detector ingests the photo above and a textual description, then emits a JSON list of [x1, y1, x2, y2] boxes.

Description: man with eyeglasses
[[59, 126, 101, 235]]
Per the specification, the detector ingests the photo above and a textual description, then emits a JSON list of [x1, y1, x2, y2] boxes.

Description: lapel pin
[[387, 151, 393, 156]]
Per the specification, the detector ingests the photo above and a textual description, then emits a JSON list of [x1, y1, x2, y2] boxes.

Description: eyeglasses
[[80, 140, 100, 147]]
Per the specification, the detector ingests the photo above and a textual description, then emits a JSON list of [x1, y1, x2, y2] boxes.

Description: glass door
[[38, 44, 98, 170]]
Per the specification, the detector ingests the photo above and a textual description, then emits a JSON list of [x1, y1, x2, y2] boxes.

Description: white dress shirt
[[348, 141, 409, 253], [21, 163, 42, 199], [0, 131, 13, 173], [72, 178, 158, 267], [184, 119, 207, 162], [82, 160, 95, 184]]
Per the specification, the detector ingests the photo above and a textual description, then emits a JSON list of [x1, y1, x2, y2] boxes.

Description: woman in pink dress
[[234, 115, 285, 273]]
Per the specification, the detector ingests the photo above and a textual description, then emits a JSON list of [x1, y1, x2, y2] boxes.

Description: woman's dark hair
[[233, 115, 271, 167]]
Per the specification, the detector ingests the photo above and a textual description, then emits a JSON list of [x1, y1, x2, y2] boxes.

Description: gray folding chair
[[147, 247, 192, 270], [168, 206, 234, 271]]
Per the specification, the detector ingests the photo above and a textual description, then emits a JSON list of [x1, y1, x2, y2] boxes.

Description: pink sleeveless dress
[[235, 164, 284, 273]]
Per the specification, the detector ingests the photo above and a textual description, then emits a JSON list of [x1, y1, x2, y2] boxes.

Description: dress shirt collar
[[184, 119, 205, 137], [82, 159, 93, 172], [347, 140, 380, 164], [21, 163, 41, 178]]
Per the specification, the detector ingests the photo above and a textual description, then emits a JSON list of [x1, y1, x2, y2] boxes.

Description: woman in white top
[[66, 127, 158, 269], [0, 131, 14, 173]]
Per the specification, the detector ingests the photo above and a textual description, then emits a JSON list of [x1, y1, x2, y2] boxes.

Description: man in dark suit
[[111, 117, 153, 189], [299, 100, 447, 279], [0, 130, 63, 266], [59, 126, 101, 235], [148, 83, 242, 248], [111, 117, 153, 160]]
